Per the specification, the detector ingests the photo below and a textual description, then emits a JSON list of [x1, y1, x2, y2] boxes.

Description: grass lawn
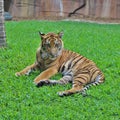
[[0, 20, 120, 120]]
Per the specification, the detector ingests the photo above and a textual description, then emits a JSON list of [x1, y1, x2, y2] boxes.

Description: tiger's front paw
[[15, 72, 22, 77], [34, 80, 50, 87], [57, 91, 67, 97]]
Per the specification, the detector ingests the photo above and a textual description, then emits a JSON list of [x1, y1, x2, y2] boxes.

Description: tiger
[[15, 31, 105, 96]]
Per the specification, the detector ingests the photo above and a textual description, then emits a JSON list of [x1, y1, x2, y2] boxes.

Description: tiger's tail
[[81, 73, 105, 96]]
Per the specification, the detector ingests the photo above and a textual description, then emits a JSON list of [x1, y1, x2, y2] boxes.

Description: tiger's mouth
[[49, 54, 58, 60], [49, 57, 57, 60], [48, 50, 62, 60]]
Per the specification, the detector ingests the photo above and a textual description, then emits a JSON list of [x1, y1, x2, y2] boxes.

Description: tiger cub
[[15, 32, 105, 96]]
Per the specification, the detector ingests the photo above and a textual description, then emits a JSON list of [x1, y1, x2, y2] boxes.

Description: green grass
[[0, 20, 120, 120]]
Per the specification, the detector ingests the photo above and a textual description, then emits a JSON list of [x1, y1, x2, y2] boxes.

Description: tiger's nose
[[54, 54, 57, 57]]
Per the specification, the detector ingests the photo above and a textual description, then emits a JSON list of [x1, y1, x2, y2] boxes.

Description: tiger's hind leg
[[58, 85, 84, 97], [57, 74, 88, 96], [57, 72, 105, 97]]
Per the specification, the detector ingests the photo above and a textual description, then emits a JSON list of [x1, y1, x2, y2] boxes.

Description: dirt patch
[[11, 15, 120, 24]]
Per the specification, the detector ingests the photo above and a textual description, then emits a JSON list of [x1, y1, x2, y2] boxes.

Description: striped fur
[[15, 32, 105, 96]]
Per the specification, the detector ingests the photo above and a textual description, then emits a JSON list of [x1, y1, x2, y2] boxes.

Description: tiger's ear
[[58, 31, 64, 38], [39, 32, 45, 40]]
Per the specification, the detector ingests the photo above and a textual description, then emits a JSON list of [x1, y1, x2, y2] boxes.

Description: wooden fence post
[[0, 0, 6, 47]]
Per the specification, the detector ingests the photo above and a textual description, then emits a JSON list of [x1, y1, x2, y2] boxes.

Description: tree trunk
[[0, 0, 6, 47]]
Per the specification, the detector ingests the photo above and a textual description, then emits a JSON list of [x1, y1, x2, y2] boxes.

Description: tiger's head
[[39, 31, 64, 60]]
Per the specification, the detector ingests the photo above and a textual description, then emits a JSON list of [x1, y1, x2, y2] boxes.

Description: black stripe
[[58, 66, 61, 72], [72, 55, 81, 61], [83, 87, 88, 90], [61, 65, 65, 73], [74, 80, 83, 85], [75, 70, 90, 75], [66, 73, 73, 77], [90, 69, 99, 81], [88, 66, 95, 71], [64, 55, 80, 69], [83, 64, 93, 70], [72, 56, 84, 67], [68, 61, 72, 69], [86, 85, 90, 89], [58, 62, 65, 72], [75, 76, 87, 83]]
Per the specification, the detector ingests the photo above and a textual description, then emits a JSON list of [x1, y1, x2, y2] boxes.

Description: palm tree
[[0, 0, 6, 47]]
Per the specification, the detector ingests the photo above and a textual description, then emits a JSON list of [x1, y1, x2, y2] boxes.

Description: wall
[[5, 0, 120, 20]]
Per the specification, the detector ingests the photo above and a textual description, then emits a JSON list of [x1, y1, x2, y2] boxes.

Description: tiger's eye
[[42, 44, 46, 50], [58, 46, 61, 50], [42, 46, 46, 50], [47, 44, 51, 48], [44, 44, 50, 49]]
